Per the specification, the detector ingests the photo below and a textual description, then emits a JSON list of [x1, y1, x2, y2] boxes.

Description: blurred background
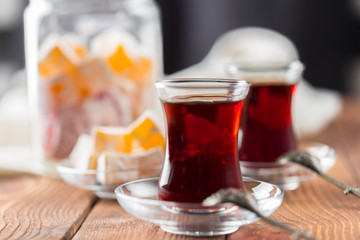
[[1, 0, 360, 95]]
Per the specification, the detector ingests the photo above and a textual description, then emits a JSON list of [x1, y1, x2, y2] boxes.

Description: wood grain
[[229, 100, 360, 240], [0, 175, 97, 240], [73, 199, 224, 240], [336, 99, 360, 179]]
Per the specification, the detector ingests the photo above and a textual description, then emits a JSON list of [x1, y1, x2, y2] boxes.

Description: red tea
[[238, 83, 297, 164], [158, 97, 244, 203]]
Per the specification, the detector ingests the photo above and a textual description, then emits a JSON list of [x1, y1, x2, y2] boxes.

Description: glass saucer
[[55, 159, 161, 199], [240, 142, 337, 190], [115, 177, 284, 236]]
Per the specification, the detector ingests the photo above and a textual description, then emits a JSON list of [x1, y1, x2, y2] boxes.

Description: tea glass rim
[[225, 60, 305, 73], [155, 78, 250, 89]]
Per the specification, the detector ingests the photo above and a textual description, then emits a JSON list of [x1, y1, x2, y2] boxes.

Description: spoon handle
[[203, 188, 317, 240], [319, 173, 360, 198]]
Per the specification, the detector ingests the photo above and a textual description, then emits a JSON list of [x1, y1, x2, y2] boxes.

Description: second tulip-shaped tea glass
[[226, 61, 304, 169], [155, 79, 250, 203]]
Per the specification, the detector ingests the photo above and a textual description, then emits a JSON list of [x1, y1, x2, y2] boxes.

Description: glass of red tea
[[155, 78, 250, 203], [226, 61, 304, 169]]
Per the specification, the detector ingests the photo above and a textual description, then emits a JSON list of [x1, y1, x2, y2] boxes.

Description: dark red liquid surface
[[159, 98, 244, 203], [239, 83, 297, 164]]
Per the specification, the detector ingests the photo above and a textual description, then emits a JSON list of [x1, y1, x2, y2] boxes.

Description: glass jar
[[24, 0, 163, 172]]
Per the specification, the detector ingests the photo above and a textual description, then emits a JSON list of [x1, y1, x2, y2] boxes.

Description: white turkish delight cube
[[96, 147, 163, 185], [45, 88, 133, 160]]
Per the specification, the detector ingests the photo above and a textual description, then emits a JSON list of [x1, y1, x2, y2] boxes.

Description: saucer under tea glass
[[115, 177, 284, 236]]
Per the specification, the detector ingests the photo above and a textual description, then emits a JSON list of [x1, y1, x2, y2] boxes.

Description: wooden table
[[1, 99, 360, 240]]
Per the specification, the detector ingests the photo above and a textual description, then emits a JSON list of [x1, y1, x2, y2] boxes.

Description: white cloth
[[0, 70, 42, 175], [169, 27, 343, 138]]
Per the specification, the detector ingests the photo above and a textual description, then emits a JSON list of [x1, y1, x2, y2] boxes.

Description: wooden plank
[[73, 199, 224, 240], [230, 100, 360, 239], [335, 99, 360, 179], [257, 150, 360, 240], [0, 175, 97, 239]]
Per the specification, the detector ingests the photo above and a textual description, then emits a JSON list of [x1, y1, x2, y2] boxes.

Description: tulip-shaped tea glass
[[155, 78, 250, 203], [226, 61, 304, 167], [225, 61, 327, 190]]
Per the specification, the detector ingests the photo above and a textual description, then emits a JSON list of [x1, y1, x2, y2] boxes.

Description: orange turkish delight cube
[[44, 58, 112, 109], [90, 27, 153, 83], [107, 45, 135, 73], [45, 71, 80, 109], [131, 116, 165, 151], [39, 46, 76, 80], [128, 110, 165, 152], [123, 57, 153, 83], [38, 34, 88, 80], [89, 126, 137, 169], [73, 58, 112, 99], [93, 127, 135, 154]]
